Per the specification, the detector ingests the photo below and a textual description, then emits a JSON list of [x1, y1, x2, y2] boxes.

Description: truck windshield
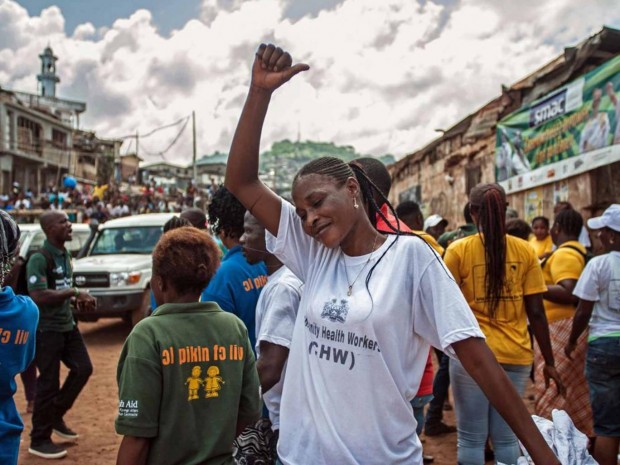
[[90, 226, 163, 255]]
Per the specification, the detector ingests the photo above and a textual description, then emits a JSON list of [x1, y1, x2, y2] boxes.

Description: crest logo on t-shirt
[[321, 298, 349, 323]]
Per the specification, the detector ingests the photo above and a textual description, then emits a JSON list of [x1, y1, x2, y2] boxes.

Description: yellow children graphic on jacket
[[205, 366, 225, 398], [185, 366, 203, 401]]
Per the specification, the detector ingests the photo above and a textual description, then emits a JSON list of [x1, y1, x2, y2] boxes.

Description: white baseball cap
[[587, 204, 620, 232], [424, 214, 448, 231]]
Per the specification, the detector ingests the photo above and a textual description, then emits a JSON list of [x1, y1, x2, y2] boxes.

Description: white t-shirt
[[573, 251, 620, 340], [255, 266, 303, 431], [266, 200, 484, 465]]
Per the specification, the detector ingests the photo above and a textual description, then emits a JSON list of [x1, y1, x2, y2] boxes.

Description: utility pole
[[192, 111, 197, 183], [136, 130, 139, 159]]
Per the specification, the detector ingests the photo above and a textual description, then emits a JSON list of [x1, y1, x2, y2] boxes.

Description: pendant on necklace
[[347, 286, 353, 297]]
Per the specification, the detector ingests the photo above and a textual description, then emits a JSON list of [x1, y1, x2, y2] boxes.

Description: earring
[[353, 198, 359, 209]]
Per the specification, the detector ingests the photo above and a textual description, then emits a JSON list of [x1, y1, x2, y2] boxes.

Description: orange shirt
[[529, 235, 553, 260]]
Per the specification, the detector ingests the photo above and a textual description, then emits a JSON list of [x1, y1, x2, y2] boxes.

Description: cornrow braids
[[293, 156, 352, 188], [554, 209, 583, 238], [163, 216, 191, 233], [348, 162, 454, 295], [469, 183, 507, 319]]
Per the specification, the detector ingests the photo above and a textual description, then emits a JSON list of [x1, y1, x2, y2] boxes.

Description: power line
[[139, 116, 190, 162], [113, 115, 190, 140]]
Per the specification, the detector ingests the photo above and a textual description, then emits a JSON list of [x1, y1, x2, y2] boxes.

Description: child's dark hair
[[553, 209, 583, 238], [208, 186, 246, 238], [506, 218, 532, 241], [153, 227, 220, 294], [469, 184, 507, 318], [531, 216, 549, 228]]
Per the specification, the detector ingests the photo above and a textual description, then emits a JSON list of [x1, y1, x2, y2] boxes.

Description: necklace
[[343, 234, 381, 297]]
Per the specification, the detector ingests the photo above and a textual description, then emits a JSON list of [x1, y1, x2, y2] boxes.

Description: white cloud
[[0, 0, 618, 163]]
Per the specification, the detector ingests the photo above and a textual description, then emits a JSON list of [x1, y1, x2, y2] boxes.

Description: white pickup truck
[[72, 213, 175, 325]]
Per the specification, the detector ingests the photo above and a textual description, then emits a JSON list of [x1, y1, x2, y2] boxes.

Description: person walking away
[[566, 204, 620, 465], [27, 211, 96, 459], [535, 208, 593, 437], [0, 212, 38, 465], [443, 183, 563, 465], [224, 42, 561, 465], [115, 227, 261, 465]]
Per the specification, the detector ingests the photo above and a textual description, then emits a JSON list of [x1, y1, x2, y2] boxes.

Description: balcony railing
[[11, 141, 70, 167]]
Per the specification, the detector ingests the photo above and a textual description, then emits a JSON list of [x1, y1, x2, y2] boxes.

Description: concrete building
[[389, 27, 620, 229], [0, 46, 119, 193]]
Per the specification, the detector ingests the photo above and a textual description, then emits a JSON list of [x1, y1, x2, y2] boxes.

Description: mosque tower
[[37, 45, 60, 98]]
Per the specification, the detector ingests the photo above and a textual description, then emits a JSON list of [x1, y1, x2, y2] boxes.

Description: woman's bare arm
[[453, 338, 560, 465], [225, 44, 309, 236]]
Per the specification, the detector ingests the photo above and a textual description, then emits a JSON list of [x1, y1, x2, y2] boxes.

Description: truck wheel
[[130, 290, 151, 327]]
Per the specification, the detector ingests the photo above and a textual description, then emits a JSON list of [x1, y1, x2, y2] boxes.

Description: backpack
[[6, 249, 56, 296], [541, 244, 593, 270]]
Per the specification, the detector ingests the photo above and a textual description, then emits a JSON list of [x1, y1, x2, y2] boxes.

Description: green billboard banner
[[496, 55, 620, 194]]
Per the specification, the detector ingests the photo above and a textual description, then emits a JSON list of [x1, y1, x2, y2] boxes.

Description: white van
[[72, 213, 175, 325]]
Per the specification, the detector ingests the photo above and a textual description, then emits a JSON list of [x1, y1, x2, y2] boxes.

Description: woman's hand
[[251, 43, 309, 93], [542, 364, 566, 397]]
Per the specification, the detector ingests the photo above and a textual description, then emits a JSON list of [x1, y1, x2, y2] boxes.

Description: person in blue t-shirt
[[0, 211, 39, 465], [201, 187, 267, 350]]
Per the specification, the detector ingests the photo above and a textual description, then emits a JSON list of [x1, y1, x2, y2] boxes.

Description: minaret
[[37, 46, 60, 98]]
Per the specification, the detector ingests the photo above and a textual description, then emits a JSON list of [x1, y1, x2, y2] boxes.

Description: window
[[90, 227, 163, 255], [52, 129, 67, 149], [17, 117, 42, 155]]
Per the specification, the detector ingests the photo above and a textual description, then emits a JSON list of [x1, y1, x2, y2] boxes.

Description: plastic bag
[[499, 409, 598, 465]]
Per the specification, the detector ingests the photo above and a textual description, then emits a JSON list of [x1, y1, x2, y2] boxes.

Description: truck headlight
[[109, 271, 142, 287]]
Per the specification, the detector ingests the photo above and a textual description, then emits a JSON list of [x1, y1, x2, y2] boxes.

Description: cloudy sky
[[1, 0, 619, 164]]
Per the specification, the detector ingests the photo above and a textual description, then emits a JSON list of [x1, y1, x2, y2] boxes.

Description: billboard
[[496, 55, 620, 194]]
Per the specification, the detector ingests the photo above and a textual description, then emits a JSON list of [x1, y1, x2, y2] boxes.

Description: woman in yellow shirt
[[529, 216, 554, 260], [535, 208, 594, 437], [444, 183, 563, 465]]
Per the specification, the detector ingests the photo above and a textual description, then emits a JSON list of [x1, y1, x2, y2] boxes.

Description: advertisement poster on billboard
[[496, 55, 620, 194]]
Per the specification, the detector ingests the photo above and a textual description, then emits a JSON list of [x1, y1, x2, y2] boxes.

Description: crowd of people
[[0, 43, 619, 465], [1, 176, 219, 225]]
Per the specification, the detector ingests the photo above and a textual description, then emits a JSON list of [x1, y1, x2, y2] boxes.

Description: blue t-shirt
[[201, 245, 267, 350], [0, 287, 38, 465]]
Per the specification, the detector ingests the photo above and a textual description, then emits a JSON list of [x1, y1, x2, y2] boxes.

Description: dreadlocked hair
[[0, 210, 20, 287], [208, 186, 246, 238], [469, 183, 507, 319], [554, 209, 583, 238]]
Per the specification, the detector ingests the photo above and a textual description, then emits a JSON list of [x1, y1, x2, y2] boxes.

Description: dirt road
[[15, 319, 470, 464]]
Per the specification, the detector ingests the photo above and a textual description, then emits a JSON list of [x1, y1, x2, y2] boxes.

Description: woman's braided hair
[[0, 210, 20, 286], [469, 183, 507, 318]]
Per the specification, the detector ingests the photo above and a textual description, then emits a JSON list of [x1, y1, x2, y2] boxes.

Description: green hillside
[[258, 140, 395, 196]]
